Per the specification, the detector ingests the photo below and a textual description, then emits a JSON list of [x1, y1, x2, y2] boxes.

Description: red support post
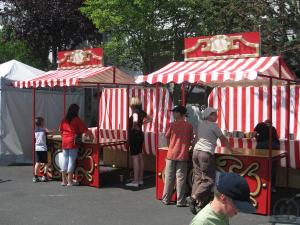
[[126, 85, 130, 170], [286, 82, 290, 187], [267, 78, 273, 215], [63, 86, 66, 117], [97, 84, 100, 145], [181, 83, 186, 106], [113, 66, 116, 84], [155, 83, 159, 199], [32, 88, 36, 175]]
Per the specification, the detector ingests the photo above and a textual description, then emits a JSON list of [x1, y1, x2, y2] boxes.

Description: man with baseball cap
[[162, 105, 194, 206], [189, 172, 256, 225]]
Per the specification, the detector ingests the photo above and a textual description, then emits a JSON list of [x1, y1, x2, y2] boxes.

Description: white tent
[[0, 60, 84, 165]]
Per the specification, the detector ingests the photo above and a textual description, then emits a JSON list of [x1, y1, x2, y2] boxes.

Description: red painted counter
[[157, 147, 287, 215], [45, 135, 126, 188]]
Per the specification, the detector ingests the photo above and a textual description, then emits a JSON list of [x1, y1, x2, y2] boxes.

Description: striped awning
[[14, 66, 134, 88], [135, 56, 297, 87]]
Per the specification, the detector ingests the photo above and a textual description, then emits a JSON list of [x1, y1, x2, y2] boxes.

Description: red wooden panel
[[75, 143, 99, 188], [215, 154, 270, 215], [156, 149, 176, 201]]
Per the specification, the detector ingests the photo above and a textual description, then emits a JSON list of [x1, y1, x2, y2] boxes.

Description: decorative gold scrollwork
[[183, 34, 259, 61], [216, 156, 261, 208], [74, 147, 95, 183]]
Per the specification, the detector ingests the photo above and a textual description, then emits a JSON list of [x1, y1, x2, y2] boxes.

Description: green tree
[[81, 0, 300, 76], [0, 0, 102, 70], [0, 29, 44, 68]]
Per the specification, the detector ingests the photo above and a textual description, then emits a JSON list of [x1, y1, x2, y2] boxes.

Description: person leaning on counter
[[253, 119, 280, 150], [187, 107, 233, 215], [59, 103, 94, 187]]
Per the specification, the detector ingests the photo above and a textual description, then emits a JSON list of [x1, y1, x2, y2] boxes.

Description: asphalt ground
[[0, 165, 298, 225]]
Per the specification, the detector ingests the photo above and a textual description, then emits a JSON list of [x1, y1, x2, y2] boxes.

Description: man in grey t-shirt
[[187, 107, 232, 215]]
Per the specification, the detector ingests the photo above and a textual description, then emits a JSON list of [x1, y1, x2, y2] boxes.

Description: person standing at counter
[[59, 103, 93, 186], [254, 119, 280, 150], [126, 97, 151, 187], [162, 105, 194, 207], [187, 107, 233, 215]]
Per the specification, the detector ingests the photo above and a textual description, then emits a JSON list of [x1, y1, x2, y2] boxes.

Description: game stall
[[135, 32, 298, 215], [14, 48, 134, 187]]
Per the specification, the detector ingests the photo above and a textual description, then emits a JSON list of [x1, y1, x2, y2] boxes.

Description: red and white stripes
[[13, 67, 134, 88], [208, 86, 300, 139], [97, 87, 173, 155], [135, 57, 296, 86]]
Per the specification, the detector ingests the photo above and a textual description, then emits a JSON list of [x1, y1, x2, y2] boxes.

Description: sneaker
[[67, 181, 79, 187], [186, 196, 198, 215], [125, 182, 139, 187], [33, 176, 40, 183], [41, 176, 47, 182], [162, 200, 170, 205]]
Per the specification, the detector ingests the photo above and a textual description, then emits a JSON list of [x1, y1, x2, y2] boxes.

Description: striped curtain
[[208, 85, 300, 139], [98, 87, 174, 155]]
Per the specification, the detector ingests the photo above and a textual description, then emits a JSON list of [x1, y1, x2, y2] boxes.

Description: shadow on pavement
[[0, 179, 12, 183], [100, 167, 155, 191]]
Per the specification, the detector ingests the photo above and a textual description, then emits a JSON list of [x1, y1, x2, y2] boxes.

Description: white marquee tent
[[0, 60, 84, 165]]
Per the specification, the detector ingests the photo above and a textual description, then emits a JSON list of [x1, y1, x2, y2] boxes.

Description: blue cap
[[217, 172, 256, 214]]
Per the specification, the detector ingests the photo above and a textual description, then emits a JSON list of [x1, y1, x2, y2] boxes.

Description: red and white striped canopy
[[135, 56, 297, 86], [14, 66, 134, 88]]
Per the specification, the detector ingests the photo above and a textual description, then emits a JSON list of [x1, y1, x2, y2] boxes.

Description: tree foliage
[[0, 0, 102, 70], [0, 29, 44, 68], [81, 0, 300, 76]]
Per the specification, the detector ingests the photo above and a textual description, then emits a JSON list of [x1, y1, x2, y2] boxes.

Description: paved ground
[[0, 165, 296, 225]]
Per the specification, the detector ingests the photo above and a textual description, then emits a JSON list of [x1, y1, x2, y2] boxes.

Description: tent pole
[[267, 77, 273, 215], [63, 86, 66, 116], [181, 83, 186, 106], [155, 83, 159, 199], [126, 85, 130, 170], [32, 88, 36, 175], [113, 66, 116, 84], [97, 84, 100, 145], [286, 82, 290, 187]]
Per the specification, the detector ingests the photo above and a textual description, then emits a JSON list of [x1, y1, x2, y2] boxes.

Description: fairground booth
[[13, 48, 174, 188], [135, 32, 299, 215]]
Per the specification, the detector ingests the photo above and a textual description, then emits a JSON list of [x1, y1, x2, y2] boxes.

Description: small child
[[33, 117, 52, 183], [162, 105, 194, 206]]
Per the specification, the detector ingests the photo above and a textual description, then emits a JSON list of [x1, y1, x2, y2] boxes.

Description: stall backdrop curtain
[[208, 85, 300, 139], [90, 87, 174, 155]]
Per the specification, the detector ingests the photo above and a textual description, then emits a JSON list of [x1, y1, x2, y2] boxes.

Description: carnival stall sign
[[135, 32, 298, 215]]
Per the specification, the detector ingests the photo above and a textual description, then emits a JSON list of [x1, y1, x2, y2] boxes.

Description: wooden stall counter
[[157, 147, 287, 215], [46, 134, 127, 188]]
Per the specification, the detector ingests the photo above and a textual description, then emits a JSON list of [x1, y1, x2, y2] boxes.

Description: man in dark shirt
[[254, 119, 280, 150]]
